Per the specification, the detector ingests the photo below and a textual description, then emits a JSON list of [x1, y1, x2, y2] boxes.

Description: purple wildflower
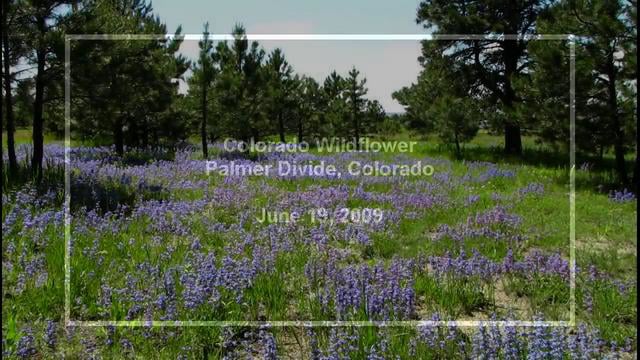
[[609, 189, 636, 203]]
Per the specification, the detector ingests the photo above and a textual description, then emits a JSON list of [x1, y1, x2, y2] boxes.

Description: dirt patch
[[276, 327, 310, 360], [415, 280, 533, 327], [577, 236, 636, 255], [494, 281, 532, 318]]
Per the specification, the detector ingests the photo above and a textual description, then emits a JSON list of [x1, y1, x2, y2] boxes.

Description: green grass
[[2, 128, 62, 146], [2, 129, 637, 358]]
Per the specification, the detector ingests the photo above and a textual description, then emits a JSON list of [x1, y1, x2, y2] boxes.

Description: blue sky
[[151, 0, 426, 112], [152, 0, 422, 34]]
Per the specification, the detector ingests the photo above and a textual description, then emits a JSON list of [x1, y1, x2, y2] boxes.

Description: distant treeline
[[1, 0, 637, 186], [1, 1, 387, 180]]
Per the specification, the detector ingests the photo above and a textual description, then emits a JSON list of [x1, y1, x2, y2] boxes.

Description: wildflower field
[[1, 140, 637, 359], [4, 0, 638, 356]]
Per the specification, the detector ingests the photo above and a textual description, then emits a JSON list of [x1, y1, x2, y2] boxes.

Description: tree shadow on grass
[[428, 144, 636, 194]]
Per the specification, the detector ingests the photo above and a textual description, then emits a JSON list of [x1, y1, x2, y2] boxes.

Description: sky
[[151, 0, 427, 113]]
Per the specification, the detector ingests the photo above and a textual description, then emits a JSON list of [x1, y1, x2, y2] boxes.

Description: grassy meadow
[[1, 128, 637, 359]]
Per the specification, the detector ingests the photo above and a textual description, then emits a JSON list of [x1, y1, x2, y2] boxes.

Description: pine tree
[[415, 0, 550, 155], [323, 71, 346, 137], [214, 25, 266, 142], [1, 0, 21, 176], [265, 48, 293, 143], [529, 0, 636, 184], [22, 0, 69, 180], [344, 67, 367, 150], [195, 22, 215, 158], [394, 54, 478, 157], [71, 0, 189, 154]]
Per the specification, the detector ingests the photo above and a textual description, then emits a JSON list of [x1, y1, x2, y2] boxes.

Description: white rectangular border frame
[[64, 33, 577, 327]]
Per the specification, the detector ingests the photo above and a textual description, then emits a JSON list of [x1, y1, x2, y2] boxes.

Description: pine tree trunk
[[502, 40, 522, 156], [153, 128, 159, 148], [297, 117, 303, 143], [142, 116, 148, 148], [201, 84, 208, 159], [2, 1, 17, 176], [278, 111, 285, 143], [128, 114, 138, 148], [113, 117, 124, 156], [353, 105, 360, 151], [114, 117, 124, 156], [599, 145, 604, 161], [504, 123, 522, 155], [606, 52, 627, 184], [31, 41, 46, 181], [633, 146, 638, 193]]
